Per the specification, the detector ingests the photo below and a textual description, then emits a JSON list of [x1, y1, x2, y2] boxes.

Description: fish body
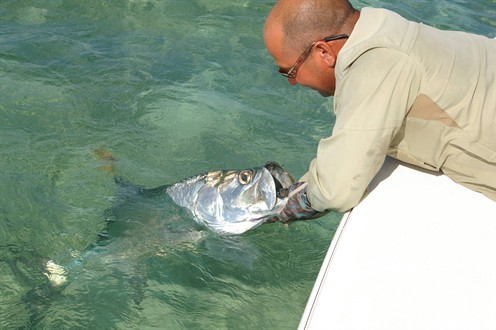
[[18, 160, 295, 323], [40, 162, 293, 289]]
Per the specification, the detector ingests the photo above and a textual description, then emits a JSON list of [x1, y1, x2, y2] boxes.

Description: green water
[[1, 0, 494, 328]]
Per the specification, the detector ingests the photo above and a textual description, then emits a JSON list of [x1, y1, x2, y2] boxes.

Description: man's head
[[264, 0, 358, 96]]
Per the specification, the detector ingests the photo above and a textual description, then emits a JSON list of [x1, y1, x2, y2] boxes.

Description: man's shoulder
[[337, 7, 416, 76], [358, 7, 408, 26]]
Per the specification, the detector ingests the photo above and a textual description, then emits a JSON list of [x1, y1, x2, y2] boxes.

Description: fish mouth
[[264, 162, 295, 199]]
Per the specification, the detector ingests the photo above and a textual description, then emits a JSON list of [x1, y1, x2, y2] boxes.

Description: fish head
[[188, 162, 295, 234]]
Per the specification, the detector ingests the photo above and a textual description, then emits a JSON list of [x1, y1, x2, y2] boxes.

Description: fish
[[134, 161, 295, 235], [12, 160, 296, 326], [40, 161, 295, 287]]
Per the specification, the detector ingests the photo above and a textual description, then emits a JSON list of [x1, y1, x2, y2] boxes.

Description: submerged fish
[[13, 161, 296, 325], [40, 161, 294, 289], [144, 161, 295, 234]]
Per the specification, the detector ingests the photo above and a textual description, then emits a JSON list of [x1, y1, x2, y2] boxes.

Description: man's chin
[[318, 90, 333, 97], [309, 85, 334, 97], [306, 84, 334, 97]]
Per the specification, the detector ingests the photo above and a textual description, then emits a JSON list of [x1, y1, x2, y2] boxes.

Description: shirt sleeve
[[304, 48, 421, 212]]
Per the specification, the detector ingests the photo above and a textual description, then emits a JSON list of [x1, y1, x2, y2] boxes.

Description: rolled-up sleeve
[[304, 48, 421, 212]]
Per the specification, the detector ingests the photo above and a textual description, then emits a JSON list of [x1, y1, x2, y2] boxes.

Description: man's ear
[[314, 42, 337, 68]]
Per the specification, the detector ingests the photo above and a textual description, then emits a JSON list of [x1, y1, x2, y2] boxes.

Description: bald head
[[265, 0, 357, 55]]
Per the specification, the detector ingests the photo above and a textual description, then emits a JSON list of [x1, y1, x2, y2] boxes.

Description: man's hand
[[272, 182, 325, 223]]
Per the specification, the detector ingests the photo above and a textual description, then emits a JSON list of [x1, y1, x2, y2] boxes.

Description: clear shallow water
[[0, 0, 494, 328]]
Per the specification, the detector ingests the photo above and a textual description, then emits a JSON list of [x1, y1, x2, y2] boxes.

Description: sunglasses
[[279, 34, 349, 85]]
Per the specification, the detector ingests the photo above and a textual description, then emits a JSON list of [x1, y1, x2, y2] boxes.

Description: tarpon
[[41, 161, 295, 288]]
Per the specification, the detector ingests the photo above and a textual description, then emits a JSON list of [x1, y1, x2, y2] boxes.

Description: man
[[264, 0, 496, 222]]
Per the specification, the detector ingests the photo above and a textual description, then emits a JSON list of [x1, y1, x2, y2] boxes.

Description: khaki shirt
[[302, 8, 496, 212]]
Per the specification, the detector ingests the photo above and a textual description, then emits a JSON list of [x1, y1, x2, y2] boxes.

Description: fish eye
[[238, 170, 253, 185]]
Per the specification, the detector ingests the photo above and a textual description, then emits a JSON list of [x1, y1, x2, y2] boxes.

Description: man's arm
[[305, 48, 421, 212]]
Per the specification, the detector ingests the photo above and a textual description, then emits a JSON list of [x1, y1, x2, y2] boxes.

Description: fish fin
[[114, 176, 169, 198], [138, 184, 170, 197], [93, 147, 117, 174], [113, 176, 142, 197]]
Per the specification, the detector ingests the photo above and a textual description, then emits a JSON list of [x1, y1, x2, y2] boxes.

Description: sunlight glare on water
[[0, 0, 494, 328]]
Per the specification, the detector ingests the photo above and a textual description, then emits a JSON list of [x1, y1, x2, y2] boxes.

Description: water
[[1, 0, 494, 328]]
